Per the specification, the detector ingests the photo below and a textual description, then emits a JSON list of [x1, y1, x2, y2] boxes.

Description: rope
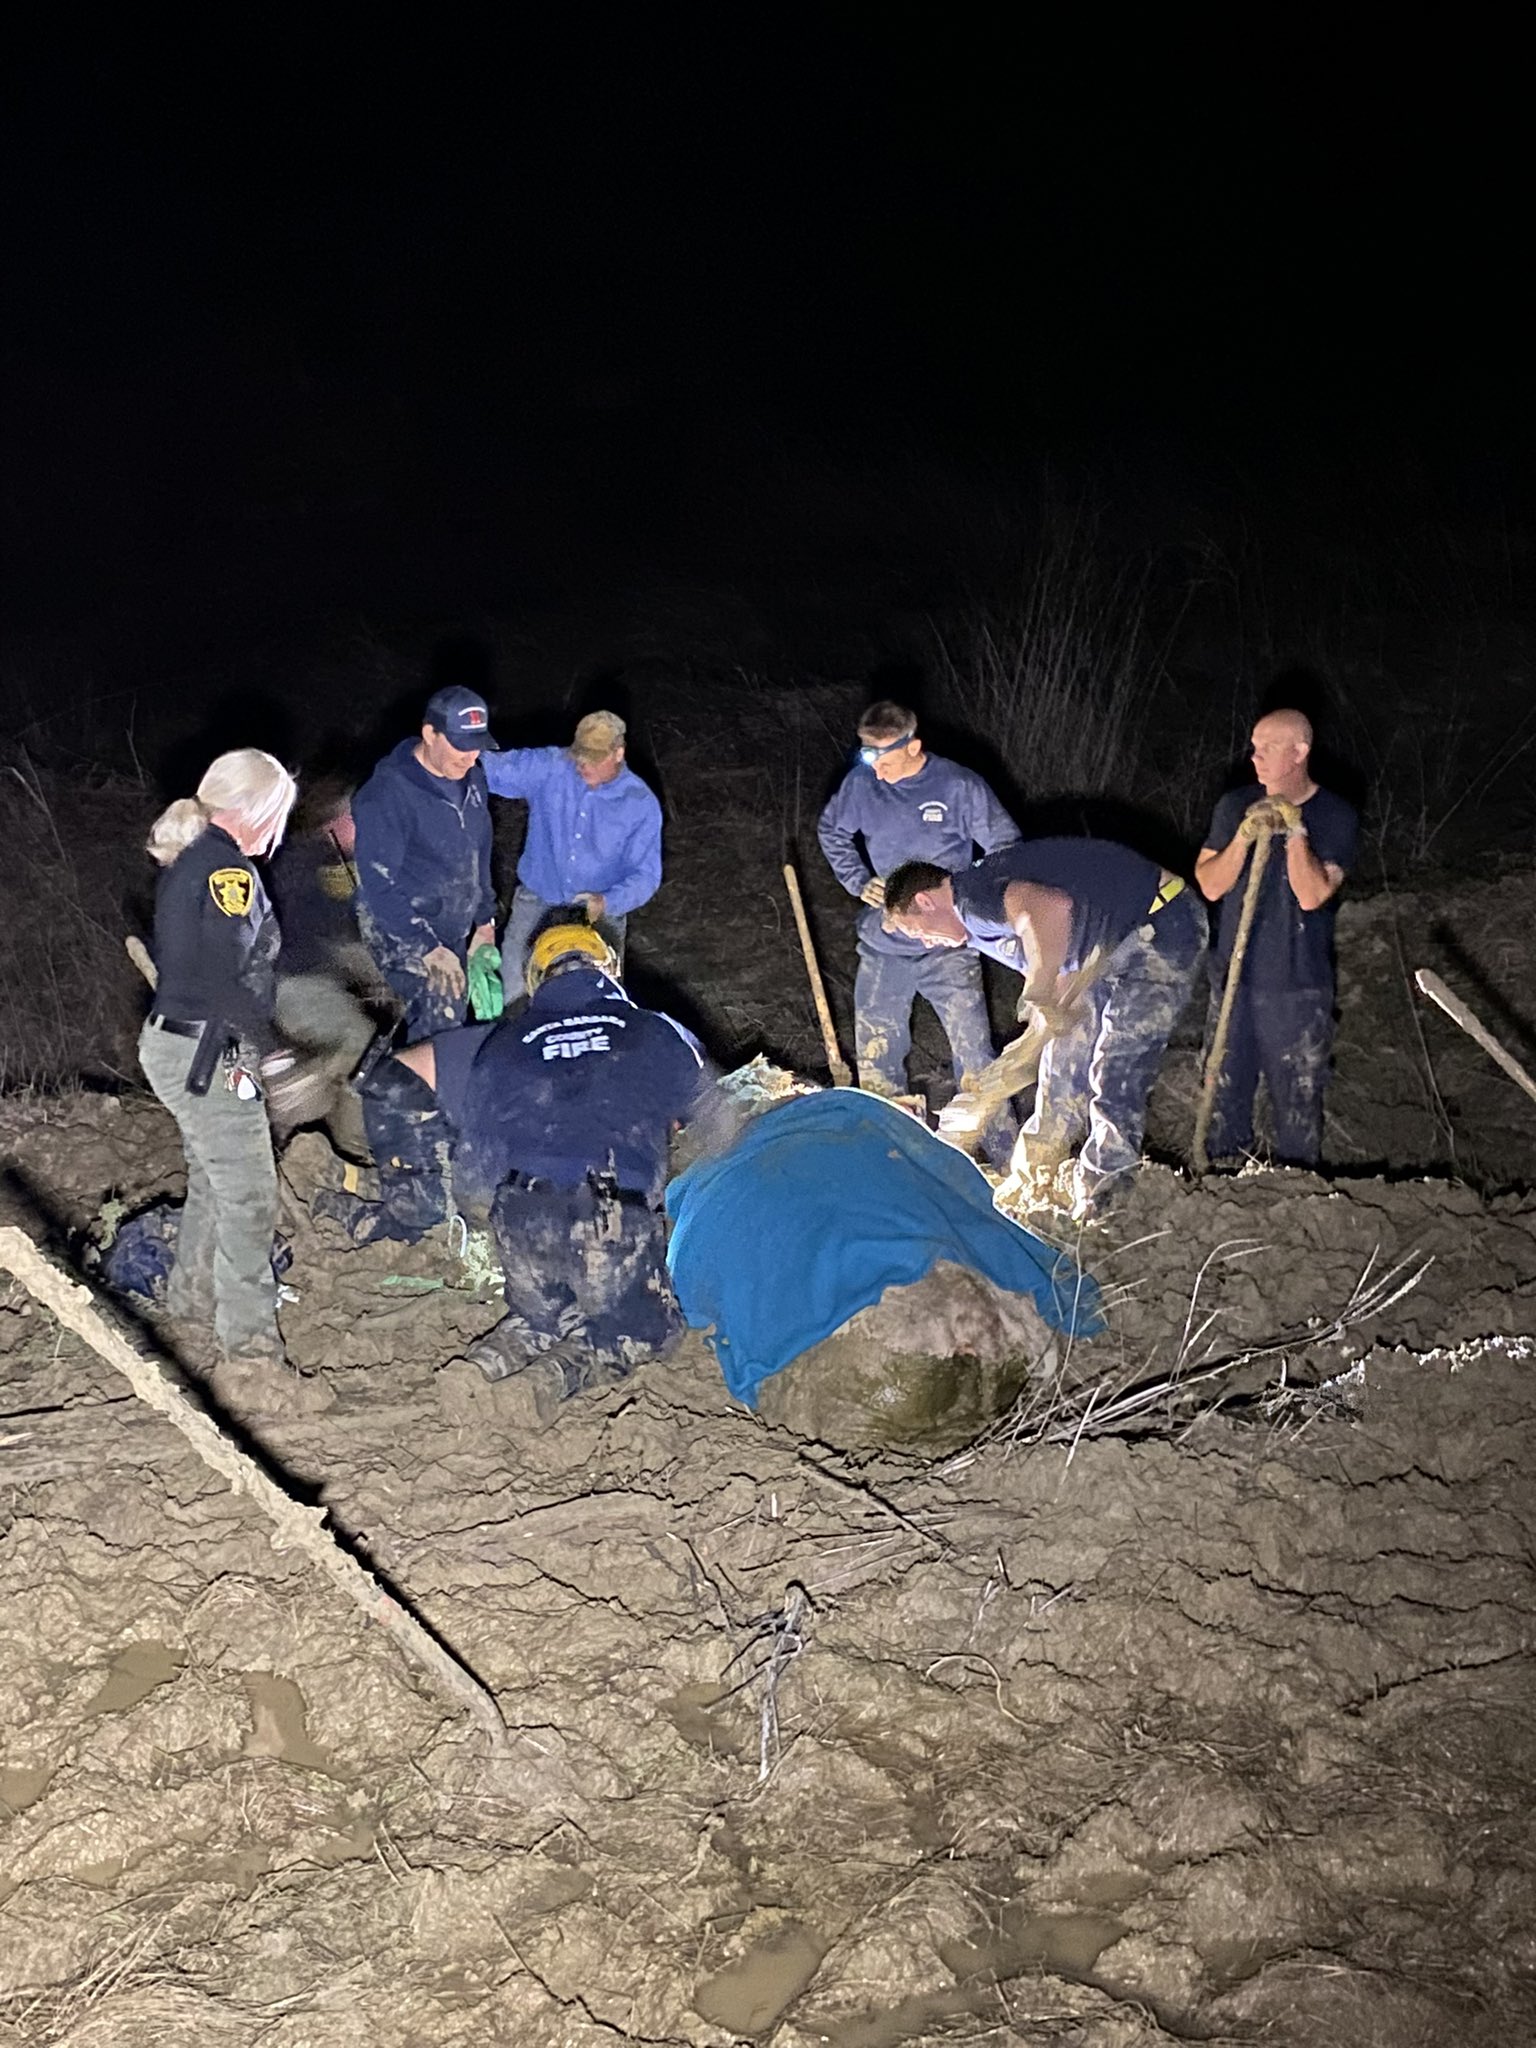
[[1191, 822, 1276, 1174]]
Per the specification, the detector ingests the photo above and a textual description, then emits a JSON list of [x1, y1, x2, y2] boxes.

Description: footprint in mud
[[694, 1920, 828, 2035], [241, 1671, 347, 1777], [84, 1639, 184, 1715]]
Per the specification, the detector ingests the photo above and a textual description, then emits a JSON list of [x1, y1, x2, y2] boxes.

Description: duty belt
[[146, 1012, 205, 1039], [1147, 871, 1186, 915]]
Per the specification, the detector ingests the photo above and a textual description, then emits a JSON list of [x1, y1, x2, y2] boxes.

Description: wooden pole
[[783, 863, 853, 1088], [939, 952, 1106, 1146], [1415, 969, 1536, 1111], [1191, 824, 1275, 1174], [0, 1225, 510, 1757]]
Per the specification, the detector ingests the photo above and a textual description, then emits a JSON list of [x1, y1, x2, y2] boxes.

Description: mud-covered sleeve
[[817, 775, 872, 897], [353, 777, 441, 955], [472, 779, 496, 929]]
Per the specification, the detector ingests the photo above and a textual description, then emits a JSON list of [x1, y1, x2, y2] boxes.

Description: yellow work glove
[[1237, 801, 1280, 844], [1269, 797, 1303, 834]]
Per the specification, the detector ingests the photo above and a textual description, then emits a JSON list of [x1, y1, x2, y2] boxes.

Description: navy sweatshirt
[[818, 753, 1019, 958], [352, 739, 495, 962]]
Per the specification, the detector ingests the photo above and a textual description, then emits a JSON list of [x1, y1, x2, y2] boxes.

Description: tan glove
[[1016, 987, 1084, 1038], [860, 876, 887, 908], [1237, 800, 1281, 844], [1269, 797, 1303, 834], [936, 1090, 984, 1137], [422, 945, 467, 999]]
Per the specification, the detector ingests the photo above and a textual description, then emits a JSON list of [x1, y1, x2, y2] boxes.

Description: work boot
[[310, 1187, 421, 1247], [213, 1353, 335, 1419], [466, 1332, 580, 1424]]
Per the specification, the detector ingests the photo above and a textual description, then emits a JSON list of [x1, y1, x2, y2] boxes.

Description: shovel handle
[[1415, 969, 1536, 1111], [784, 863, 853, 1088]]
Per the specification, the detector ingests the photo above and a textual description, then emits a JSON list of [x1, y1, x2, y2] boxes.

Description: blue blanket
[[665, 1090, 1102, 1407]]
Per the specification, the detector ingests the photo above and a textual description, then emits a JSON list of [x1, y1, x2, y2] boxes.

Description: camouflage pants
[[500, 885, 628, 1003], [475, 1175, 682, 1388], [138, 1021, 281, 1360], [1024, 889, 1206, 1199], [273, 971, 377, 1155], [854, 938, 1017, 1166], [1202, 980, 1333, 1166], [274, 972, 375, 1075]]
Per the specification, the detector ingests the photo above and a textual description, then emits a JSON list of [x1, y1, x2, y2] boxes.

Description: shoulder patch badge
[[208, 867, 254, 917]]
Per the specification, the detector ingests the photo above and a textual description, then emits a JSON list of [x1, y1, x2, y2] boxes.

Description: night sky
[[3, 18, 1525, 646]]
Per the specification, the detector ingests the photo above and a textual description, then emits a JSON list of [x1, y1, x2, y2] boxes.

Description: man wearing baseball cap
[[353, 686, 502, 1035], [483, 708, 663, 998]]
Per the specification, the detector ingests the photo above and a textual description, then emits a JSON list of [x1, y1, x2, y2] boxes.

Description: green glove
[[467, 945, 504, 1021]]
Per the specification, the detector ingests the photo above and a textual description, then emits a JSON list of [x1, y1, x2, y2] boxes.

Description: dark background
[[3, 16, 1526, 660]]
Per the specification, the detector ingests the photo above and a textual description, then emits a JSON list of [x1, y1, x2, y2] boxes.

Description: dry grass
[[0, 755, 146, 1090], [930, 503, 1175, 805]]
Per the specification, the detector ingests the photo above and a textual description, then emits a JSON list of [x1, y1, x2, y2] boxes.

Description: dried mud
[[3, 1081, 1535, 2048]]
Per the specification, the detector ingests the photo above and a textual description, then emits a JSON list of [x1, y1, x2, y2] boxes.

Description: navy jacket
[[432, 967, 705, 1206], [818, 754, 1018, 957], [353, 740, 495, 963]]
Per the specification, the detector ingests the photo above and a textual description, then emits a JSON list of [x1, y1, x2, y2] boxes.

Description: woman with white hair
[[139, 749, 315, 1403]]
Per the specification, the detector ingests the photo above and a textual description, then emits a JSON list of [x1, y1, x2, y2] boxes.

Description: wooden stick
[[1192, 825, 1275, 1173], [783, 863, 853, 1088], [940, 952, 1105, 1146], [0, 1225, 509, 1756], [1415, 969, 1536, 1110], [126, 935, 157, 989]]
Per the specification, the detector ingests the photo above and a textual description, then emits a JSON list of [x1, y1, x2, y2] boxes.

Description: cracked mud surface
[[3, 1096, 1536, 2045]]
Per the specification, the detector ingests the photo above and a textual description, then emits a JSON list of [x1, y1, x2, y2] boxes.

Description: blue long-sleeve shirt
[[483, 747, 663, 917], [352, 739, 495, 963], [818, 753, 1019, 957]]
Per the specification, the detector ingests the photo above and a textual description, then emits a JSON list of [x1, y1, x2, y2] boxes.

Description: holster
[[185, 1017, 231, 1098]]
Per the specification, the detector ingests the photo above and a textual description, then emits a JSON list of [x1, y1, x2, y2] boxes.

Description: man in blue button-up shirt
[[817, 700, 1020, 1163], [484, 710, 663, 999]]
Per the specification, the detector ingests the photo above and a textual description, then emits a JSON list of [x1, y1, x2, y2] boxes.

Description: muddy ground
[[3, 1043, 1536, 2046], [4, 665, 1536, 2044]]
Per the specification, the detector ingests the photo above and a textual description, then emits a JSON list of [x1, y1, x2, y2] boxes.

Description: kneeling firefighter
[[314, 917, 711, 1410]]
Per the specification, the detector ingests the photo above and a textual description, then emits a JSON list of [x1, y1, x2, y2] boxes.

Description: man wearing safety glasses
[[817, 699, 1020, 1162]]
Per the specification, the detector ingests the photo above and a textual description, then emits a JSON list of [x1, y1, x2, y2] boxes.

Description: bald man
[[1194, 710, 1358, 1165]]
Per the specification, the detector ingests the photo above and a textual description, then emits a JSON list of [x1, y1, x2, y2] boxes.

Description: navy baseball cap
[[424, 685, 500, 751]]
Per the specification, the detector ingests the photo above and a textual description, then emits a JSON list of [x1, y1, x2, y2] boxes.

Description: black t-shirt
[[952, 838, 1163, 973], [1203, 785, 1358, 991]]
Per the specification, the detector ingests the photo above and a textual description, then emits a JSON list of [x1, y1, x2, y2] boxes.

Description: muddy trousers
[[356, 906, 467, 1039], [854, 939, 1017, 1167], [311, 1060, 453, 1244], [137, 1021, 282, 1361], [477, 1174, 683, 1390], [1202, 981, 1333, 1166], [499, 886, 628, 1003], [1025, 889, 1206, 1199]]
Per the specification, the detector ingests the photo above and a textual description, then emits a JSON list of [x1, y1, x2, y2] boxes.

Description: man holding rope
[[1194, 709, 1357, 1167]]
